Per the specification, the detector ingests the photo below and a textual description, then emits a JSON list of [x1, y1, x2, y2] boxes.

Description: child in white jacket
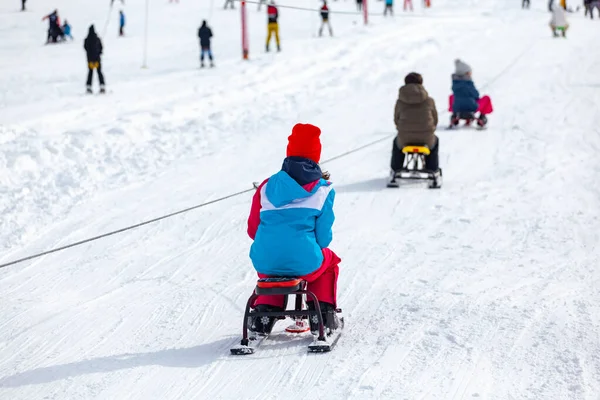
[[550, 4, 569, 37]]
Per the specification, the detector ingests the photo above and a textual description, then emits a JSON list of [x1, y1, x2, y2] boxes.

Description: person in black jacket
[[198, 20, 214, 68], [84, 25, 106, 93], [42, 10, 60, 43]]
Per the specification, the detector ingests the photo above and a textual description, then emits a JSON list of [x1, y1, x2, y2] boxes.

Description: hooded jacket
[[198, 22, 213, 47], [84, 26, 103, 62], [394, 83, 438, 148], [550, 4, 568, 26], [247, 157, 335, 276], [451, 74, 480, 113]]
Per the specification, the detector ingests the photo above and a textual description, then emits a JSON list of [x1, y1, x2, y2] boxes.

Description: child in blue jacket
[[62, 20, 73, 40], [450, 59, 491, 128], [247, 123, 341, 336]]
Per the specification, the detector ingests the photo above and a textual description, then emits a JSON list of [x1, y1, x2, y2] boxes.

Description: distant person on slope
[[384, 0, 394, 15], [62, 20, 74, 40], [42, 9, 61, 43], [21, 0, 26, 11], [450, 59, 491, 128], [522, 0, 531, 8], [550, 4, 569, 36], [356, 0, 363, 11], [198, 20, 214, 68], [247, 123, 341, 336], [319, 1, 333, 37], [119, 10, 125, 36], [585, 0, 600, 18], [391, 73, 440, 178], [84, 25, 106, 94], [266, 1, 280, 52]]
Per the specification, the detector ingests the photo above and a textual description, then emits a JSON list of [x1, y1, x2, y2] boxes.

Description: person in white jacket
[[550, 4, 568, 37]]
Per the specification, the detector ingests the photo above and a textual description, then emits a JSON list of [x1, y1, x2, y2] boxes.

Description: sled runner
[[387, 145, 442, 189], [230, 277, 343, 355]]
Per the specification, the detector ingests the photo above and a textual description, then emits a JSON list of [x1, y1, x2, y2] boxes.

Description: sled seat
[[402, 145, 430, 155], [255, 278, 305, 295]]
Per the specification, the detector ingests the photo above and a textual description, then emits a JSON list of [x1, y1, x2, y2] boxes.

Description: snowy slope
[[2, 0, 600, 399]]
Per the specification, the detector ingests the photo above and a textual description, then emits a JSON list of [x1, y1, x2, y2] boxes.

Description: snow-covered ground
[[1, 0, 600, 398]]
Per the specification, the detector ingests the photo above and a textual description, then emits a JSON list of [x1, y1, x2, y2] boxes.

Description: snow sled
[[387, 145, 442, 189], [230, 278, 344, 355], [447, 95, 493, 130]]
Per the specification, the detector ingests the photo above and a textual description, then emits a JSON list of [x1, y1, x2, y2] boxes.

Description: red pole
[[241, 1, 249, 59], [363, 0, 368, 25]]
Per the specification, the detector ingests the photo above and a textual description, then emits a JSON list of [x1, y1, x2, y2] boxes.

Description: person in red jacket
[[319, 1, 333, 37], [266, 1, 280, 52]]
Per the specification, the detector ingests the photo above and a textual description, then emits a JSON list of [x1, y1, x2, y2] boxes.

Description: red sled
[[448, 95, 494, 114]]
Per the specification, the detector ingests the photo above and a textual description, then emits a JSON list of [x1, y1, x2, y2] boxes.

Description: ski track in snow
[[1, 0, 600, 399]]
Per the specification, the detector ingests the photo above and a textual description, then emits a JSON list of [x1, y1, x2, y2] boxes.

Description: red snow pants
[[252, 248, 341, 309]]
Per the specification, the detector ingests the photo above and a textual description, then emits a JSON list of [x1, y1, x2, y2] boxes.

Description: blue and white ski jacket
[[247, 157, 335, 277]]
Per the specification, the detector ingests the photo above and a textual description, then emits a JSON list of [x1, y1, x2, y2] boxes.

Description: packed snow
[[1, 0, 600, 398]]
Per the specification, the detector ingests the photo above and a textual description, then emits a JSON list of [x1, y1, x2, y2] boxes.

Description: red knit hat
[[286, 123, 322, 163]]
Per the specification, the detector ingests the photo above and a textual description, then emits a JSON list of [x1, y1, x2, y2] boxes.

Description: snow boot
[[449, 114, 459, 127], [477, 114, 488, 127], [308, 301, 340, 335], [99, 86, 106, 94], [86, 86, 93, 94], [249, 304, 282, 335]]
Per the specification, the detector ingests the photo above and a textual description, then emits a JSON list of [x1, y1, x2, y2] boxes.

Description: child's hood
[[266, 157, 325, 208]]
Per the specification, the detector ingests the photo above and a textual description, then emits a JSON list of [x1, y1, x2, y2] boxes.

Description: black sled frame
[[389, 145, 442, 189], [231, 278, 339, 355]]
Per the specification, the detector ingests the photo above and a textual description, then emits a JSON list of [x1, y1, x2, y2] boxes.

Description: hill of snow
[[1, 0, 600, 398]]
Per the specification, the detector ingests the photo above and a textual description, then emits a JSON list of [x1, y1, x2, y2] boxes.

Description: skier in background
[[404, 0, 413, 11], [63, 20, 74, 40], [356, 0, 363, 11], [585, 0, 599, 16], [42, 10, 61, 43], [550, 3, 568, 36], [266, 1, 280, 52], [119, 10, 125, 36], [523, 0, 531, 8], [584, 0, 592, 17], [84, 25, 106, 94], [319, 1, 333, 37], [384, 0, 394, 15], [21, 0, 26, 11], [198, 20, 214, 68], [223, 0, 235, 9]]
